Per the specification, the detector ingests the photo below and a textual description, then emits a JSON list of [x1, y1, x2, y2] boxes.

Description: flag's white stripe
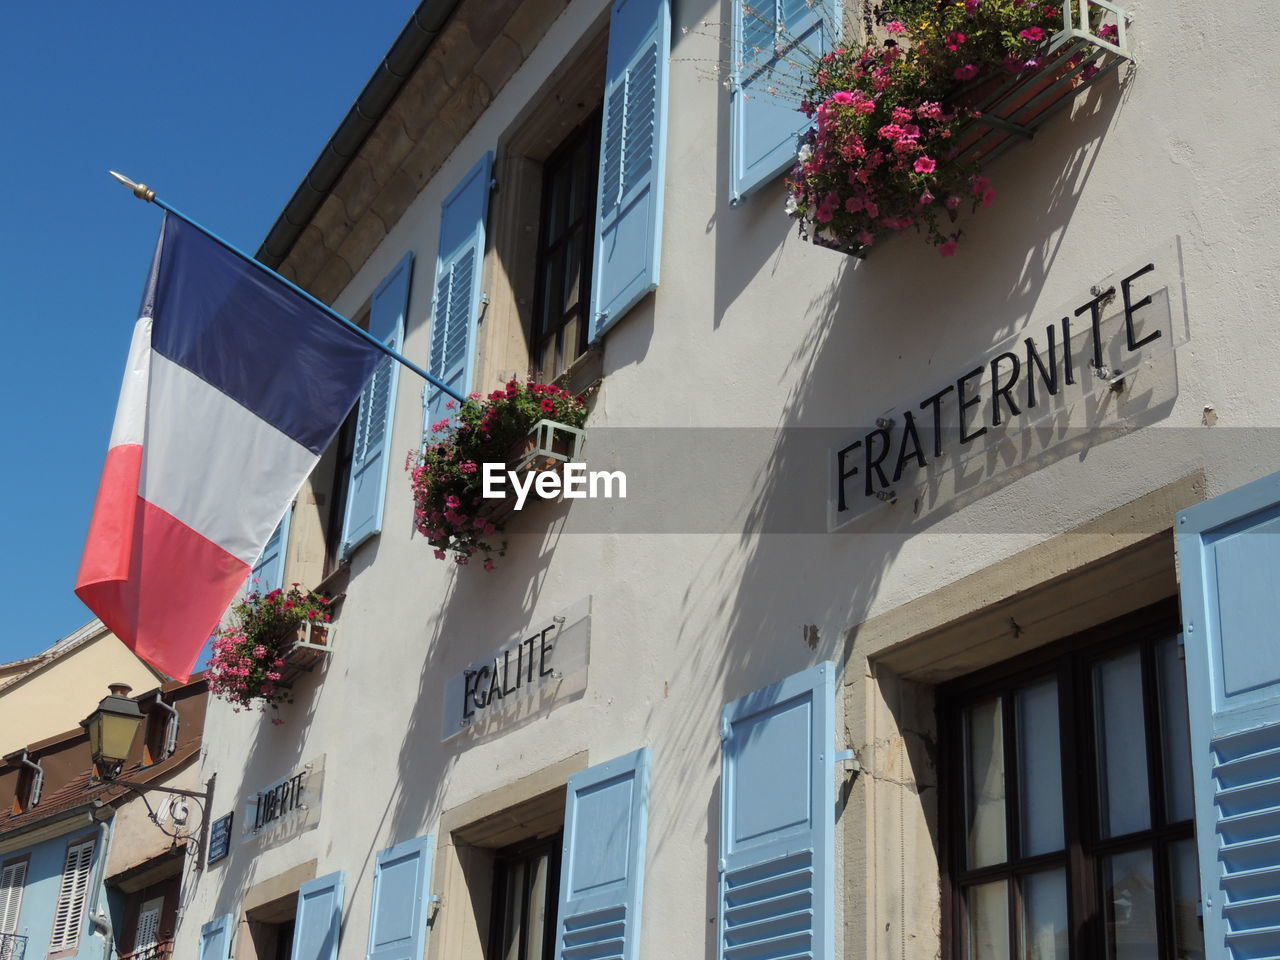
[[107, 317, 153, 449], [140, 352, 317, 566]]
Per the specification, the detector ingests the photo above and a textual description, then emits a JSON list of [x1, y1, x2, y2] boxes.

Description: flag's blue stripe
[[149, 217, 383, 455]]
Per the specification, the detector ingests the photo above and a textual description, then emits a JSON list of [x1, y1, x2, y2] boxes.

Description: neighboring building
[[0, 679, 207, 960], [0, 623, 167, 758], [171, 1, 1280, 960]]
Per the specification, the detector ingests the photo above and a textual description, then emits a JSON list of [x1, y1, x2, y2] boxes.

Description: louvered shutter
[[424, 154, 492, 436], [48, 838, 95, 953], [292, 871, 344, 960], [134, 896, 163, 953], [553, 748, 651, 960], [1177, 471, 1280, 960], [730, 0, 840, 203], [589, 0, 671, 342], [198, 913, 233, 960], [341, 253, 413, 559], [0, 861, 25, 934], [718, 662, 835, 960], [366, 835, 434, 960], [248, 505, 292, 595]]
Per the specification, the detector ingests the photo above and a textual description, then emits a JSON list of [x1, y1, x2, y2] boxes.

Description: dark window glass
[[532, 114, 600, 381], [488, 834, 562, 960], [943, 603, 1204, 960]]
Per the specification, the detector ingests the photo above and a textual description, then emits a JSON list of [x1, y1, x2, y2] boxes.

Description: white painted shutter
[[198, 914, 233, 960], [48, 838, 95, 953], [292, 871, 345, 960], [0, 861, 26, 934], [135, 896, 163, 953]]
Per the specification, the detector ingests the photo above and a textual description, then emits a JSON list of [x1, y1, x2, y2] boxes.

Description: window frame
[[939, 599, 1198, 960], [529, 111, 602, 383], [486, 832, 564, 960]]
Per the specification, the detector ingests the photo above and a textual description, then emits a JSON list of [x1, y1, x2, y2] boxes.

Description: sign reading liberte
[[442, 597, 591, 740], [241, 757, 324, 847], [830, 248, 1183, 526]]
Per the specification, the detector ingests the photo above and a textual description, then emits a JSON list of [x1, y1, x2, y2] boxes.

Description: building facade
[[0, 678, 207, 960], [174, 1, 1280, 959]]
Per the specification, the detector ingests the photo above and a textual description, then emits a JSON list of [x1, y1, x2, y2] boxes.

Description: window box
[[476, 419, 587, 525], [950, 1, 1134, 170], [277, 622, 335, 688], [788, 0, 1135, 258]]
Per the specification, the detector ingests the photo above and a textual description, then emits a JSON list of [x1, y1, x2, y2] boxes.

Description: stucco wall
[[175, 0, 1280, 957], [0, 629, 165, 757]]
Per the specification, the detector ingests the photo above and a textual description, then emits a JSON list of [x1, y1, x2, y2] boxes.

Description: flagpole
[[109, 171, 467, 405]]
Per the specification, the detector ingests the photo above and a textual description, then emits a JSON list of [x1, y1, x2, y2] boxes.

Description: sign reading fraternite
[[830, 245, 1185, 527], [441, 597, 591, 741]]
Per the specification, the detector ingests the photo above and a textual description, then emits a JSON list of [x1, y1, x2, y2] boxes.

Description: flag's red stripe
[[76, 445, 248, 681]]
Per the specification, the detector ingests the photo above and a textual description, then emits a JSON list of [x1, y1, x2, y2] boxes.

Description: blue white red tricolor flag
[[76, 214, 384, 680]]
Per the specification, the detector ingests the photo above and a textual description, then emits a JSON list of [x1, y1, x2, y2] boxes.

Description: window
[[0, 858, 27, 949], [942, 606, 1203, 959], [531, 115, 601, 382], [143, 696, 179, 765], [49, 836, 95, 956], [488, 834, 562, 960]]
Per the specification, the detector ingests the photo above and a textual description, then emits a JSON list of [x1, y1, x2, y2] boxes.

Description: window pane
[[1156, 636, 1195, 824], [967, 697, 1007, 868], [1168, 839, 1203, 960], [967, 880, 1011, 960], [1017, 679, 1064, 856], [1103, 847, 1158, 960], [500, 861, 526, 960], [1019, 868, 1068, 960], [1094, 649, 1152, 837]]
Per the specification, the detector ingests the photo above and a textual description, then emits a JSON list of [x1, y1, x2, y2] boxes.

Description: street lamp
[[80, 684, 217, 869], [81, 683, 145, 777]]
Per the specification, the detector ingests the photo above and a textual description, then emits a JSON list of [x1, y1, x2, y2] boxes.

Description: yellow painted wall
[[0, 625, 166, 755]]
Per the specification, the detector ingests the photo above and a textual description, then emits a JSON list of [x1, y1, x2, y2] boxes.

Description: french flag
[[76, 215, 385, 680]]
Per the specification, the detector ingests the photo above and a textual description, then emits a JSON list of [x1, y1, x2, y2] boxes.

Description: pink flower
[[1019, 26, 1044, 42], [1081, 62, 1100, 80], [953, 64, 979, 81], [877, 123, 906, 141], [939, 240, 959, 257], [919, 189, 935, 206], [445, 495, 461, 509], [946, 31, 966, 51], [917, 101, 942, 119], [982, 187, 997, 208], [433, 548, 446, 560], [971, 176, 991, 195], [483, 559, 496, 571], [965, 0, 981, 12], [945, 195, 961, 211], [831, 90, 855, 105], [891, 106, 913, 123], [913, 156, 936, 173], [885, 20, 905, 33]]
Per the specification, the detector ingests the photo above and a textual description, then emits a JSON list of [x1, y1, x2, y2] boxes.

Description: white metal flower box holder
[[952, 0, 1135, 167]]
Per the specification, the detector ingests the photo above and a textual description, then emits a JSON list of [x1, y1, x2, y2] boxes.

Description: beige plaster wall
[[173, 0, 1280, 956], [0, 627, 165, 756]]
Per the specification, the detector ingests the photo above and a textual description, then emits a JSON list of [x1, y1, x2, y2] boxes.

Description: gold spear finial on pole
[[109, 171, 156, 203]]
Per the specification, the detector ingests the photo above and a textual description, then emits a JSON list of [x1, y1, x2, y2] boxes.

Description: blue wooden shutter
[[249, 505, 292, 595], [554, 748, 651, 960], [292, 871, 345, 960], [1177, 471, 1280, 960], [719, 662, 835, 960], [589, 0, 671, 342], [730, 0, 840, 204], [366, 835, 435, 960], [424, 153, 491, 435], [198, 914, 233, 960], [340, 253, 413, 559]]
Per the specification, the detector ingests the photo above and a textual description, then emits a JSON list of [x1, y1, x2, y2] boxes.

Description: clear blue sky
[[0, 2, 419, 665]]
